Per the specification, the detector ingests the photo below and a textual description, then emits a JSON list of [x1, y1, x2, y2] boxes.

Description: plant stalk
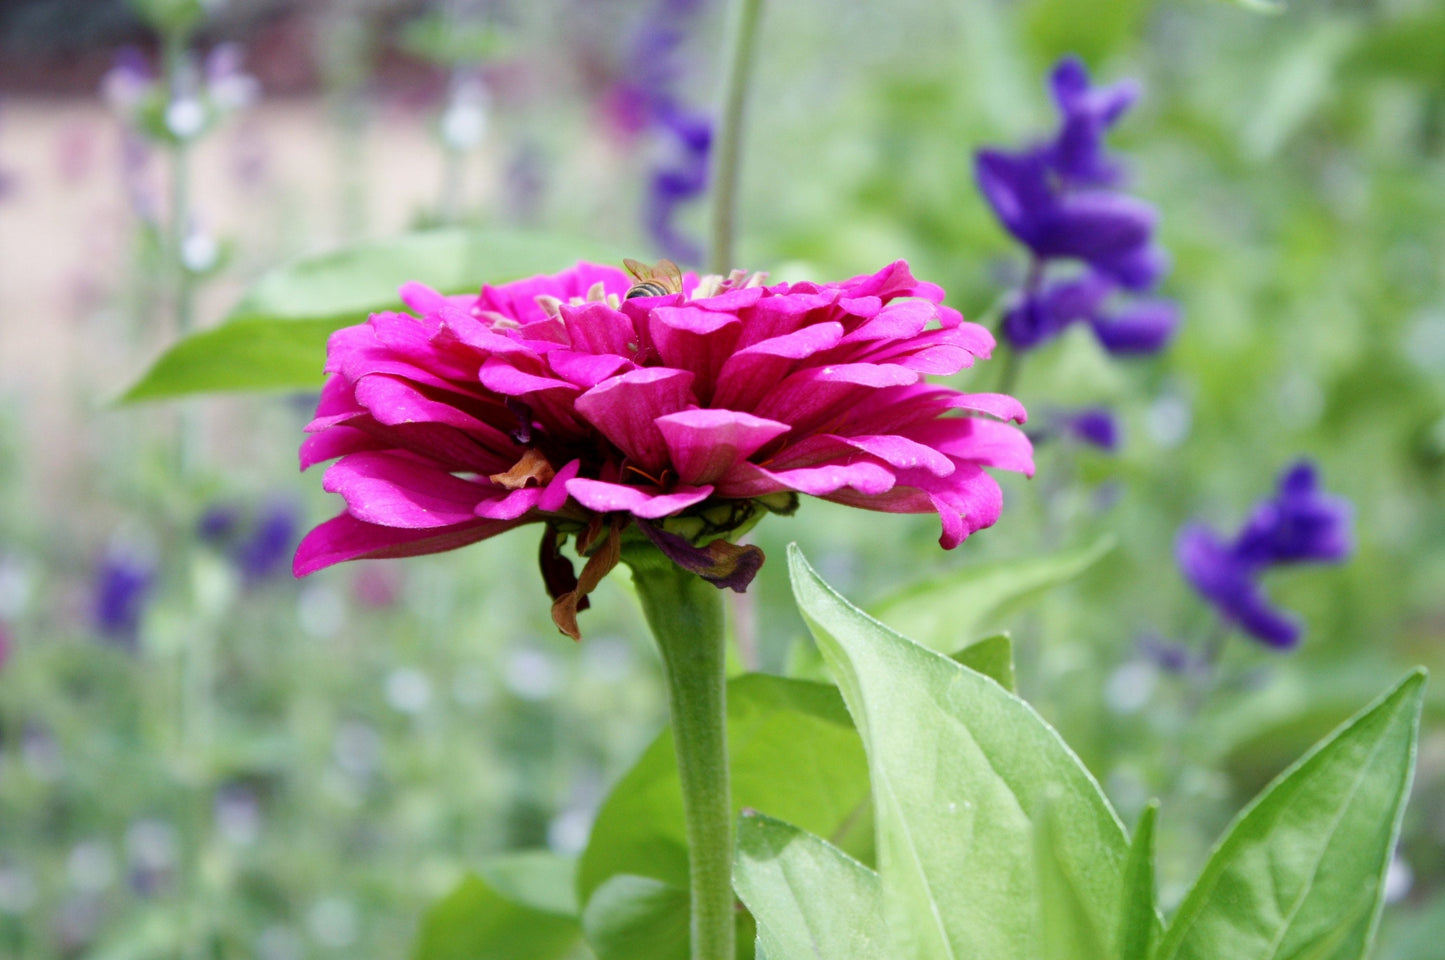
[[626, 548, 734, 960], [707, 0, 764, 277]]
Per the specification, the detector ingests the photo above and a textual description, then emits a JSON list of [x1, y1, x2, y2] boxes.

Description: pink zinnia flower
[[294, 260, 1033, 637]]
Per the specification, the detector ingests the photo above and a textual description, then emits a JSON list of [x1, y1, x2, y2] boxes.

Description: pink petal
[[564, 478, 714, 518], [300, 425, 377, 470], [912, 417, 1036, 476], [836, 434, 955, 477], [399, 281, 450, 315], [711, 323, 845, 410], [943, 392, 1029, 423], [716, 460, 896, 498], [573, 367, 697, 473], [546, 350, 635, 388], [752, 363, 920, 433], [559, 301, 638, 356], [476, 487, 543, 520], [648, 306, 742, 403], [354, 374, 491, 431], [294, 512, 515, 576], [477, 356, 581, 397], [538, 459, 581, 512], [655, 409, 792, 484], [323, 451, 488, 528]]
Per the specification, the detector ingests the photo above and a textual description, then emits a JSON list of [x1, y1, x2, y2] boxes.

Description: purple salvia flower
[[1176, 460, 1352, 648], [976, 55, 1179, 356], [93, 549, 156, 649]]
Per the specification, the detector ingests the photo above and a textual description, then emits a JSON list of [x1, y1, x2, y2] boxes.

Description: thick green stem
[[707, 0, 764, 277], [626, 548, 734, 960]]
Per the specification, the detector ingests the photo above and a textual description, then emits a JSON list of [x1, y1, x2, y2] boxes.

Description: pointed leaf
[[734, 811, 890, 960], [788, 544, 1128, 960], [1035, 794, 1109, 960], [1117, 802, 1160, 960], [578, 674, 871, 906], [951, 633, 1016, 691], [1155, 670, 1426, 960], [868, 536, 1115, 653], [121, 228, 627, 401]]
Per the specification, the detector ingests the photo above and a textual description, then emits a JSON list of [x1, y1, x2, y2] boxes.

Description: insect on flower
[[623, 257, 685, 299]]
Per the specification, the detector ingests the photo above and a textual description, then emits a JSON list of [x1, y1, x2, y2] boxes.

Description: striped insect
[[623, 258, 684, 299]]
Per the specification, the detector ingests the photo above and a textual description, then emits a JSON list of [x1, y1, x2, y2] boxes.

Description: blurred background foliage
[[0, 0, 1442, 956]]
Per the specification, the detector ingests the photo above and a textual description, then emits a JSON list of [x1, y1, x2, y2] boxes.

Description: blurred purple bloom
[[93, 549, 156, 649], [197, 504, 241, 542], [101, 47, 156, 117], [1176, 460, 1352, 648], [1137, 633, 1196, 674], [234, 499, 300, 581], [198, 498, 301, 582], [1089, 299, 1180, 354], [623, 0, 713, 264], [0, 97, 19, 203], [1047, 57, 1138, 187], [976, 55, 1179, 356], [1059, 407, 1120, 451]]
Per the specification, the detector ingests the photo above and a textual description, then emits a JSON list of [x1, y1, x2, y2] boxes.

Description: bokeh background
[[1, 0, 1442, 956]]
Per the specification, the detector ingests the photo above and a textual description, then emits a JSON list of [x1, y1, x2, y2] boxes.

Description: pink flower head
[[295, 261, 1033, 638]]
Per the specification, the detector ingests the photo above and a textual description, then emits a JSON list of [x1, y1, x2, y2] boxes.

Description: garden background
[[0, 0, 1442, 957]]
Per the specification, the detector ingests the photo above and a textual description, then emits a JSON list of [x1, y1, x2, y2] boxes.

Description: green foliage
[[400, 14, 507, 67], [121, 229, 627, 401], [1155, 671, 1425, 960], [577, 674, 871, 902], [789, 544, 1129, 959], [734, 812, 888, 960], [412, 853, 584, 960], [580, 875, 689, 960], [868, 535, 1115, 653], [761, 547, 1425, 960], [951, 633, 1016, 691], [1116, 803, 1161, 960]]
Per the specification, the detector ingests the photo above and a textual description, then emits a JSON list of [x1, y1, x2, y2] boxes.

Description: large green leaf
[[734, 811, 890, 960], [577, 673, 871, 907], [788, 544, 1128, 960], [867, 536, 1115, 654], [952, 633, 1016, 692], [412, 853, 584, 960], [1036, 795, 1109, 960], [122, 228, 628, 401], [580, 875, 690, 960], [1155, 670, 1426, 960]]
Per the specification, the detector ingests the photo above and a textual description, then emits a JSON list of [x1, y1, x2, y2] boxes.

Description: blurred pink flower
[[295, 261, 1032, 637]]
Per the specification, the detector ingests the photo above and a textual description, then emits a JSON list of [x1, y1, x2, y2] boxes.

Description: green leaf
[[867, 536, 1114, 654], [577, 674, 871, 906], [1035, 794, 1109, 960], [1116, 802, 1160, 960], [734, 811, 890, 960], [121, 228, 628, 401], [580, 875, 690, 960], [412, 862, 583, 960], [951, 633, 1016, 692], [1155, 670, 1427, 960], [787, 544, 1128, 960], [478, 849, 581, 917]]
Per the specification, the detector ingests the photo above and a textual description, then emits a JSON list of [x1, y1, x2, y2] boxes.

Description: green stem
[[625, 547, 734, 960], [707, 0, 764, 277], [162, 29, 201, 476]]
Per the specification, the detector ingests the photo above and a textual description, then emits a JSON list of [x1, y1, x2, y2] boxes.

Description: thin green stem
[[625, 547, 733, 960], [707, 0, 764, 277]]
